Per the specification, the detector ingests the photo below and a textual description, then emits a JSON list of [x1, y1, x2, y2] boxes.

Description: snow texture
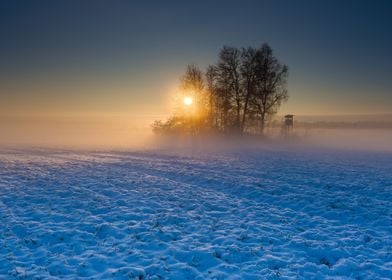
[[0, 148, 391, 279]]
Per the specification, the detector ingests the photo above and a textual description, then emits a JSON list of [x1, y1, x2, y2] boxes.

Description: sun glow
[[183, 96, 193, 106]]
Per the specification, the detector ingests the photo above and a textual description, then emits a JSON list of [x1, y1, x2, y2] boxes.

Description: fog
[[0, 115, 154, 150], [298, 128, 392, 152], [1, 115, 392, 153], [149, 128, 392, 154]]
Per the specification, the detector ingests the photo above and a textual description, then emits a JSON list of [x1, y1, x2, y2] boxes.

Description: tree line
[[152, 43, 289, 136]]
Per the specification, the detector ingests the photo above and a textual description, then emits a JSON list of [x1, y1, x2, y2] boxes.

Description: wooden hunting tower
[[283, 114, 294, 136]]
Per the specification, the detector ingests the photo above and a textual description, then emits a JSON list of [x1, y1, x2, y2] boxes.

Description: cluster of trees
[[152, 43, 289, 136]]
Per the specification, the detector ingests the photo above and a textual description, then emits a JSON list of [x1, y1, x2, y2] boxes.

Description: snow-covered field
[[0, 147, 391, 279]]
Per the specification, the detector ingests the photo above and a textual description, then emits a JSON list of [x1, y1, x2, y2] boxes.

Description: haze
[[0, 0, 391, 150]]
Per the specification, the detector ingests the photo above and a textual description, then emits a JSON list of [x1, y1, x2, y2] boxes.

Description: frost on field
[[0, 149, 391, 279]]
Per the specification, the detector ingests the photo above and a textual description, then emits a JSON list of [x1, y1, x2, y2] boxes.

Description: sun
[[183, 96, 193, 106]]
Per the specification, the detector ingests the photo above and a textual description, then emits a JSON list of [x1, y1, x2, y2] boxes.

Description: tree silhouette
[[152, 43, 289, 136], [240, 47, 258, 133], [251, 44, 288, 135], [180, 65, 206, 134]]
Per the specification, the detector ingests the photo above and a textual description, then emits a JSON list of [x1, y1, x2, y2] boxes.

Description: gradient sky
[[0, 0, 391, 118]]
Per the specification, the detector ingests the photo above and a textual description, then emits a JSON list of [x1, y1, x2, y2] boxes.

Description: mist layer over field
[[0, 115, 154, 149], [0, 114, 391, 153]]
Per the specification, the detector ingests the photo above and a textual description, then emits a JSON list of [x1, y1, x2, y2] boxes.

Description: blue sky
[[0, 0, 391, 116]]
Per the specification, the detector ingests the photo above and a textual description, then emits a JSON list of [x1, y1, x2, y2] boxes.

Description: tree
[[180, 64, 207, 133], [252, 44, 288, 135], [205, 65, 218, 129], [152, 43, 289, 137], [180, 65, 205, 114], [240, 47, 258, 133], [215, 46, 243, 133]]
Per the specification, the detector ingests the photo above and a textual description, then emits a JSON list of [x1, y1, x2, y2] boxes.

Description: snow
[[0, 147, 391, 279]]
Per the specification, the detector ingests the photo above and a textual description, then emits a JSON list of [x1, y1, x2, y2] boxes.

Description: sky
[[0, 0, 391, 147]]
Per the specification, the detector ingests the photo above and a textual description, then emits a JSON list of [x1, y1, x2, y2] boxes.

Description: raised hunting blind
[[283, 114, 294, 136]]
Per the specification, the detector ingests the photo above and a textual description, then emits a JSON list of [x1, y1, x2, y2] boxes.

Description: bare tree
[[152, 43, 289, 137], [181, 64, 205, 109], [214, 46, 243, 133], [205, 65, 219, 129], [240, 47, 258, 133], [180, 64, 207, 133], [252, 44, 288, 135]]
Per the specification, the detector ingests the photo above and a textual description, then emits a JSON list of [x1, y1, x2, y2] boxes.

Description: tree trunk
[[260, 112, 265, 136], [241, 90, 251, 134], [236, 106, 241, 134]]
